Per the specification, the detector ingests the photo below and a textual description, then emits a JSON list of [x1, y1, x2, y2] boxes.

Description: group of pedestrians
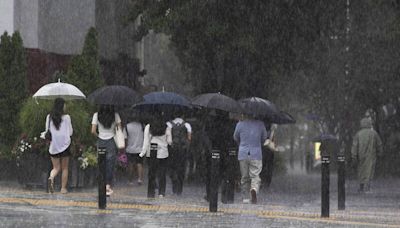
[[42, 98, 274, 203], [43, 96, 386, 204]]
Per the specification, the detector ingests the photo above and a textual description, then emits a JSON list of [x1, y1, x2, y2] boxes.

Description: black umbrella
[[87, 85, 143, 106], [238, 97, 279, 118], [191, 93, 243, 113], [267, 111, 296, 125]]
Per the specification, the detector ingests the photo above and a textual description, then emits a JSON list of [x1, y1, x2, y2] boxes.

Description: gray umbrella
[[191, 92, 243, 113], [238, 97, 279, 118], [87, 85, 142, 106]]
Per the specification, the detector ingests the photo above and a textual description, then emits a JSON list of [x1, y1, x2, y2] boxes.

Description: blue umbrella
[[134, 91, 191, 107], [312, 134, 337, 142]]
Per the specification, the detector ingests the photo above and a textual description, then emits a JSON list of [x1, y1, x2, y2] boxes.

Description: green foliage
[[19, 98, 94, 148], [0, 31, 28, 149], [66, 27, 103, 96], [18, 99, 52, 139]]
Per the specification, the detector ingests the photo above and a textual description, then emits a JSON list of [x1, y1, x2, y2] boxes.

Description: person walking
[[124, 117, 144, 185], [140, 117, 172, 198], [351, 117, 383, 193], [233, 116, 268, 204], [167, 115, 192, 195], [46, 98, 73, 194], [91, 105, 122, 196]]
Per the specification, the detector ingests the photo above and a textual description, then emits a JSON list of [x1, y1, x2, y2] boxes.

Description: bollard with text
[[221, 147, 236, 204], [97, 147, 106, 209], [147, 143, 158, 198], [209, 149, 220, 212], [321, 155, 330, 217], [337, 154, 346, 210]]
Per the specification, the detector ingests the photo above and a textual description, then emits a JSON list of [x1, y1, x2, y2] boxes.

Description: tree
[[66, 27, 104, 96], [0, 31, 28, 149]]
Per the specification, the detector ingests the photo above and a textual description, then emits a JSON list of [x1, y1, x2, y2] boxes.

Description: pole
[[209, 149, 220, 212], [147, 143, 158, 198], [321, 155, 330, 217], [222, 147, 236, 204], [337, 155, 346, 210], [98, 147, 106, 209]]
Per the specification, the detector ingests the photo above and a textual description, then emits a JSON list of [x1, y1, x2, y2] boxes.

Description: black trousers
[[147, 155, 168, 197], [170, 146, 187, 195]]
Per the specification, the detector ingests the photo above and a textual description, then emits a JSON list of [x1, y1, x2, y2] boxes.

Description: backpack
[[171, 121, 188, 147]]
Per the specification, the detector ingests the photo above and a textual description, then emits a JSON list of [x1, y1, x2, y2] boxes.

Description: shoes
[[242, 199, 250, 204], [137, 179, 143, 186], [158, 194, 164, 198], [60, 188, 68, 194], [106, 188, 114, 196], [250, 189, 257, 204], [48, 178, 54, 194]]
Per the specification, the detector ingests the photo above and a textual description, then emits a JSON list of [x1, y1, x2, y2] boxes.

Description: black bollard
[[98, 147, 106, 209], [221, 148, 236, 204], [147, 143, 158, 198], [321, 155, 330, 217], [337, 155, 345, 210], [209, 149, 220, 212]]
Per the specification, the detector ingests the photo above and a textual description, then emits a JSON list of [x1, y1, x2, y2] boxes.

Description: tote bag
[[114, 125, 125, 149]]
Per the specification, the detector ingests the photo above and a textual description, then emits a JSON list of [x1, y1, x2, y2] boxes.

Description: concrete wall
[[14, 0, 39, 48], [38, 0, 95, 55], [0, 0, 14, 34], [95, 0, 136, 60], [142, 32, 193, 95]]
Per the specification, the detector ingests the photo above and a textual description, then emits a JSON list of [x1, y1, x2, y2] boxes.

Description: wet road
[[0, 172, 399, 227]]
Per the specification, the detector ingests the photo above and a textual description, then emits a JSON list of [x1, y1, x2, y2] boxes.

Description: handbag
[[114, 125, 125, 149], [263, 124, 278, 152]]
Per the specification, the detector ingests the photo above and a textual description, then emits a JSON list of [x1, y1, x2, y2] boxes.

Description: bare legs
[[49, 156, 69, 193]]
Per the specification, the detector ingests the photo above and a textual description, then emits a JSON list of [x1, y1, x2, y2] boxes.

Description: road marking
[[0, 197, 399, 227]]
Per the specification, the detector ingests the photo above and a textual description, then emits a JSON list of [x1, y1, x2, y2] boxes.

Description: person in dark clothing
[[203, 110, 237, 202], [168, 114, 192, 195]]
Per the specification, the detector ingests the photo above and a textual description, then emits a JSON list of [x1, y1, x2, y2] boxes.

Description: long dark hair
[[98, 105, 115, 129], [50, 98, 65, 130], [149, 118, 167, 136]]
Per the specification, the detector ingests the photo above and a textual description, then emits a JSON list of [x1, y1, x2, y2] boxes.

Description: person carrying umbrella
[[167, 112, 192, 196], [233, 114, 268, 204], [139, 114, 172, 198], [91, 105, 122, 196], [46, 98, 73, 194]]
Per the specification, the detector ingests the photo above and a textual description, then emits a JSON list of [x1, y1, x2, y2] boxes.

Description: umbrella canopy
[[312, 133, 337, 142], [238, 97, 279, 118], [87, 85, 142, 106], [191, 93, 243, 113], [268, 111, 296, 125], [33, 80, 86, 100], [135, 91, 191, 107]]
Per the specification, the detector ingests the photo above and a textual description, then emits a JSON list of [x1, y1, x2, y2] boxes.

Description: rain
[[0, 0, 400, 227]]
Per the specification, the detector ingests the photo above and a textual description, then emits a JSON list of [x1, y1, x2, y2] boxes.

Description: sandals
[[48, 178, 54, 194]]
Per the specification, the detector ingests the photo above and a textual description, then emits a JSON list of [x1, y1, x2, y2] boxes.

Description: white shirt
[[91, 112, 121, 140], [140, 124, 172, 159], [167, 117, 192, 133], [123, 122, 144, 154], [46, 114, 73, 155]]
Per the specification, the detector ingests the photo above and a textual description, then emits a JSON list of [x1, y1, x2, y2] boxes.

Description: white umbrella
[[33, 79, 86, 100]]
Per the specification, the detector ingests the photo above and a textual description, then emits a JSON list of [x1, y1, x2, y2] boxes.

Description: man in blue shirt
[[233, 117, 268, 204]]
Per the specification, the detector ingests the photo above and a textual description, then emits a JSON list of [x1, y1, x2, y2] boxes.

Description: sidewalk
[[0, 172, 399, 227]]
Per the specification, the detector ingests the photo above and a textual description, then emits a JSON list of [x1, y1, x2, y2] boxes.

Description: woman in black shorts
[[46, 98, 73, 194]]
